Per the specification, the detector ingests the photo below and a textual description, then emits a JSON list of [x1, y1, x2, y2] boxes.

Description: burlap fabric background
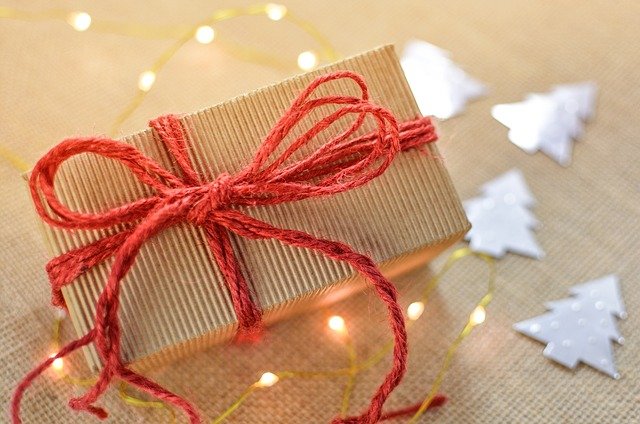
[[1, 1, 638, 422]]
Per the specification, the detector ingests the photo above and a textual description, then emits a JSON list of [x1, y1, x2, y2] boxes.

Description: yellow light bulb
[[297, 51, 318, 71], [49, 354, 64, 371], [265, 3, 287, 21], [52, 358, 64, 370], [257, 372, 279, 387], [67, 12, 92, 32], [194, 25, 215, 44], [469, 306, 486, 326], [138, 71, 156, 92], [407, 301, 425, 321], [327, 315, 346, 333]]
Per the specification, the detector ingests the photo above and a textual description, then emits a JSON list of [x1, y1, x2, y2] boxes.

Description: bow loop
[[240, 76, 403, 207], [30, 137, 186, 231], [246, 72, 369, 177]]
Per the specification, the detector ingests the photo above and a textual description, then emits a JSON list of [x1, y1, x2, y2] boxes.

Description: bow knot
[[186, 173, 235, 225], [17, 70, 439, 424]]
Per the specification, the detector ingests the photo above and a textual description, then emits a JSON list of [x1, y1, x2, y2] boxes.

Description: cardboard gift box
[[31, 45, 469, 372]]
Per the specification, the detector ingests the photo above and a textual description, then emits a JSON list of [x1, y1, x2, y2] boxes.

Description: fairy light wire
[[327, 316, 360, 416], [119, 383, 177, 424], [0, 145, 29, 172], [210, 384, 258, 424], [340, 336, 359, 416]]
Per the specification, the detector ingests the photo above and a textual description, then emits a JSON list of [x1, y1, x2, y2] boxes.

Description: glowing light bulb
[[49, 354, 64, 371], [257, 372, 279, 387], [195, 25, 215, 44], [67, 12, 92, 32], [138, 71, 156, 92], [297, 51, 318, 71], [407, 301, 425, 321], [328, 315, 346, 333], [469, 306, 486, 326], [53, 357, 64, 370], [265, 3, 287, 21], [54, 307, 67, 320]]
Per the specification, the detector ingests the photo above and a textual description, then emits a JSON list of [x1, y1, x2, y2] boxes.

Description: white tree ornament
[[514, 275, 626, 379], [464, 169, 544, 259], [492, 82, 597, 166], [401, 39, 487, 120]]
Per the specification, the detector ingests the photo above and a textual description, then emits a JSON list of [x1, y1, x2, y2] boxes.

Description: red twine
[[13, 71, 438, 423]]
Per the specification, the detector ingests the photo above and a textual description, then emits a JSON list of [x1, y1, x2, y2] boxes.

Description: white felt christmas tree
[[514, 275, 626, 379], [464, 169, 544, 259], [401, 39, 487, 119], [492, 82, 597, 166]]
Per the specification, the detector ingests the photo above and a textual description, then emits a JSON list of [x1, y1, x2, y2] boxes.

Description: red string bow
[[13, 71, 438, 424]]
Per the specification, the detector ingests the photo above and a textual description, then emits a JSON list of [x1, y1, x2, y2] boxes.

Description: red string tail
[[218, 211, 409, 424], [15, 70, 438, 424]]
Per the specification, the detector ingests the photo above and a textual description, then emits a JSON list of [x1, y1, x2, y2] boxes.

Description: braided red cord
[[13, 71, 439, 424]]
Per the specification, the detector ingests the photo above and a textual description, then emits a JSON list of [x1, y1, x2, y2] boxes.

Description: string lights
[[265, 3, 288, 21], [44, 246, 495, 422], [297, 50, 319, 71], [328, 315, 347, 334], [137, 70, 157, 92], [470, 305, 487, 326], [0, 4, 339, 136], [257, 372, 280, 388], [407, 301, 425, 321], [67, 11, 92, 32], [194, 25, 216, 44], [49, 355, 64, 371]]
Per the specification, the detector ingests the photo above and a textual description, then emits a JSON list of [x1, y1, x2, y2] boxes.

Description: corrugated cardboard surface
[[39, 46, 468, 370], [1, 1, 639, 423]]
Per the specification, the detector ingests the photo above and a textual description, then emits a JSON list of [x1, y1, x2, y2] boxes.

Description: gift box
[[30, 45, 469, 372]]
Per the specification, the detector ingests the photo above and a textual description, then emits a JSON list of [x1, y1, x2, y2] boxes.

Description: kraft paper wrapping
[[33, 46, 469, 371]]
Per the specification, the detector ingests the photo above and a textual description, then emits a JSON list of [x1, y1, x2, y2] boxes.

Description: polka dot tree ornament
[[514, 275, 626, 379]]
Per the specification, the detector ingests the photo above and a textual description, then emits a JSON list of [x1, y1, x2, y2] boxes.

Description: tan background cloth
[[1, 1, 638, 422]]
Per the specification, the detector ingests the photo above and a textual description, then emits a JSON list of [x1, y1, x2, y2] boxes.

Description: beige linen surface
[[1, 1, 638, 423]]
